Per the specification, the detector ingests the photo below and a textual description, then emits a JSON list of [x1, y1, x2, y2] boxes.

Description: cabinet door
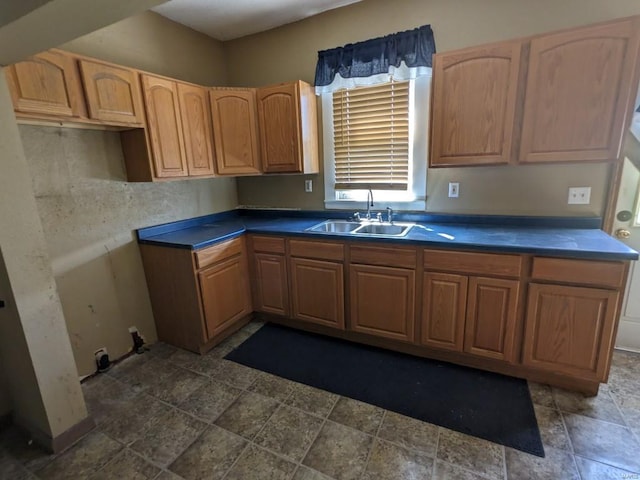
[[177, 83, 215, 177], [198, 254, 251, 340], [430, 42, 522, 167], [290, 257, 344, 329], [253, 253, 289, 316], [141, 75, 188, 178], [465, 277, 519, 362], [79, 59, 144, 125], [210, 89, 261, 175], [257, 82, 302, 173], [520, 17, 640, 163], [349, 264, 415, 342], [5, 50, 85, 118], [522, 283, 619, 381], [421, 272, 468, 351]]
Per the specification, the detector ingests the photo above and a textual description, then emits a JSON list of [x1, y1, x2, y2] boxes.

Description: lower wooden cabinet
[[199, 254, 251, 338], [349, 264, 415, 342], [252, 252, 289, 316], [290, 257, 345, 329], [464, 277, 519, 362], [421, 272, 467, 351], [522, 283, 619, 381], [139, 237, 251, 353]]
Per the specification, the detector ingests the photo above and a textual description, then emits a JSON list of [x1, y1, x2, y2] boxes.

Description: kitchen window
[[322, 74, 430, 210]]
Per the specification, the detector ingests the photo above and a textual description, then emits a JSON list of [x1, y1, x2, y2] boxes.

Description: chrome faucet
[[366, 188, 374, 220], [386, 207, 394, 224]]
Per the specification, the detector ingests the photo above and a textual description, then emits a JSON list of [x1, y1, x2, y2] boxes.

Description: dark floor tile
[[178, 380, 242, 423], [534, 404, 572, 451], [254, 405, 323, 462], [106, 353, 153, 383], [528, 382, 556, 409], [610, 388, 640, 433], [167, 350, 202, 370], [377, 411, 438, 456], [148, 342, 178, 359], [292, 466, 334, 480], [225, 445, 296, 480], [362, 438, 433, 480], [169, 425, 246, 480], [286, 384, 338, 418], [505, 446, 579, 480], [210, 360, 260, 389], [0, 425, 56, 472], [243, 321, 265, 334], [574, 454, 640, 479], [147, 368, 208, 406], [124, 358, 184, 392], [552, 387, 625, 425], [249, 372, 297, 402], [36, 432, 122, 480], [156, 471, 185, 480], [563, 413, 640, 472], [219, 329, 254, 349], [182, 354, 222, 376], [436, 428, 504, 480], [91, 448, 160, 479], [214, 391, 279, 440], [100, 393, 171, 445], [0, 457, 38, 479], [328, 397, 384, 436], [83, 376, 138, 426], [130, 409, 206, 467], [432, 460, 488, 480], [303, 421, 373, 480]]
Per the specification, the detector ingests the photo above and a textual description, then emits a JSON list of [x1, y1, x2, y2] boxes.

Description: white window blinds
[[332, 80, 410, 190]]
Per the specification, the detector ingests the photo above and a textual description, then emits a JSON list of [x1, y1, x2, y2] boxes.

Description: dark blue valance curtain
[[314, 25, 436, 87]]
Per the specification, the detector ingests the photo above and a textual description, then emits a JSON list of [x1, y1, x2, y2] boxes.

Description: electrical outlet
[[568, 187, 591, 205], [93, 347, 107, 357], [304, 179, 313, 193], [128, 326, 138, 334], [448, 182, 460, 198]]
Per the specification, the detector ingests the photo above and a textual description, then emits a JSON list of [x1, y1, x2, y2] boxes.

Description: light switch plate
[[568, 187, 591, 204], [305, 179, 313, 192]]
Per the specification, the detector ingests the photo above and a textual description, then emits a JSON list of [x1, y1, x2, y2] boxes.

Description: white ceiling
[[152, 0, 362, 41]]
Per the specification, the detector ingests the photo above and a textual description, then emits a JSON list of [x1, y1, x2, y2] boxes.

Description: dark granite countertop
[[136, 209, 639, 261]]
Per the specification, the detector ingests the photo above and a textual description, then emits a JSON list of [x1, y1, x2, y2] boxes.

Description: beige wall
[[228, 0, 640, 216], [62, 11, 227, 86], [16, 12, 237, 377]]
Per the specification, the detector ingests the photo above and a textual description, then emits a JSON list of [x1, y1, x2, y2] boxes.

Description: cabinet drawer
[[350, 244, 417, 269], [251, 235, 285, 254], [424, 249, 523, 278], [289, 239, 344, 261], [531, 257, 626, 289], [195, 237, 244, 270]]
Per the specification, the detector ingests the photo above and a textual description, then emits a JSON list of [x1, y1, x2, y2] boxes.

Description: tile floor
[[1, 321, 639, 480]]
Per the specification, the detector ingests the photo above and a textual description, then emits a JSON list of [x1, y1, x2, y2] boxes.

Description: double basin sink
[[306, 219, 416, 237]]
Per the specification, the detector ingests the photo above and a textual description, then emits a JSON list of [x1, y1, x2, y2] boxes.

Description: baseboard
[[13, 414, 96, 454]]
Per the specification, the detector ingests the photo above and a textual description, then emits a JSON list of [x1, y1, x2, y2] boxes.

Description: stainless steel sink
[[306, 220, 415, 237], [353, 222, 415, 236], [306, 220, 361, 233]]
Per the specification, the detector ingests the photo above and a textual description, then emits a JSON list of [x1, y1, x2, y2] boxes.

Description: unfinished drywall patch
[[20, 125, 238, 376]]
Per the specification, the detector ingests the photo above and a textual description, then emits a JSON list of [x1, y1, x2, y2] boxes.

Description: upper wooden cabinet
[[122, 75, 216, 181], [519, 17, 640, 163], [430, 42, 523, 167], [5, 50, 86, 118], [177, 83, 215, 177], [210, 88, 261, 175], [141, 74, 188, 179], [78, 59, 145, 126], [256, 81, 319, 174], [430, 15, 640, 167]]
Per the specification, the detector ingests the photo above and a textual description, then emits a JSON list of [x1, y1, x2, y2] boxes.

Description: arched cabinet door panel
[[6, 50, 85, 118], [519, 17, 640, 163]]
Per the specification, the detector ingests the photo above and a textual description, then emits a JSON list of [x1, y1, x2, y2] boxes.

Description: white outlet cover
[[448, 182, 459, 198], [304, 179, 313, 192], [568, 187, 591, 205]]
